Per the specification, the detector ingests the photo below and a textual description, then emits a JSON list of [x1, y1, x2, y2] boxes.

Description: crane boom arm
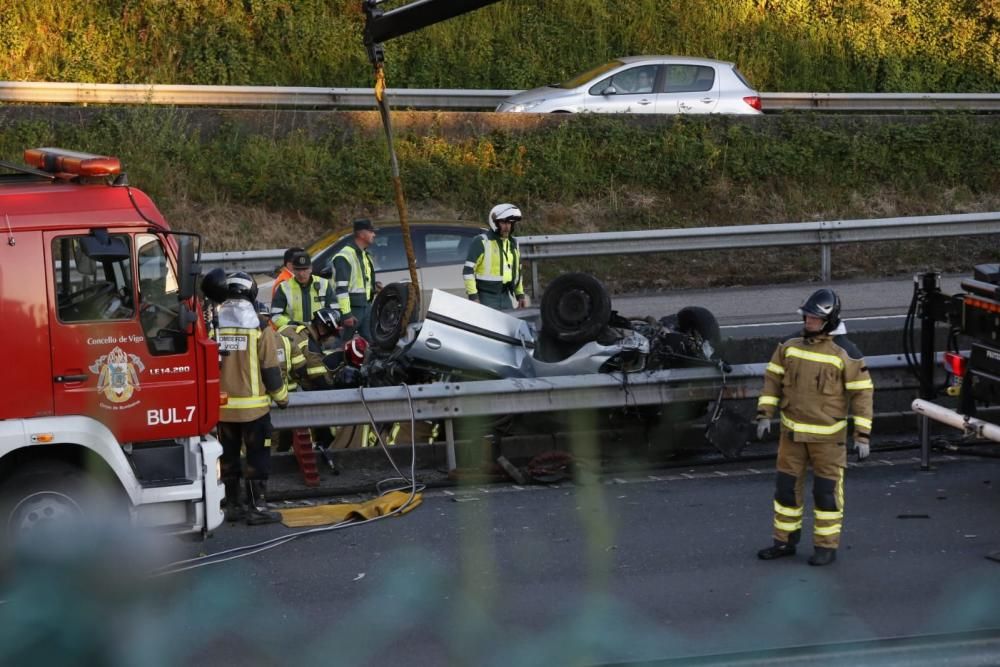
[[363, 0, 503, 61]]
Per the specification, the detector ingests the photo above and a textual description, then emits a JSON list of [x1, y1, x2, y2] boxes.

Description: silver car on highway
[[496, 56, 762, 115]]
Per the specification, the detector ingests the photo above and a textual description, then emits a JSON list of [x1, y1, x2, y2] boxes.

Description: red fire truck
[[0, 147, 224, 541]]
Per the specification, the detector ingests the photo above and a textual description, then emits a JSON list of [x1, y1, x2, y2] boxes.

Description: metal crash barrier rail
[[269, 353, 924, 470], [202, 212, 1000, 287], [3, 81, 1000, 112]]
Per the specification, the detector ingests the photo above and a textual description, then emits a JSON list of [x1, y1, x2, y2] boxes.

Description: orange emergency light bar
[[965, 296, 1000, 314], [23, 147, 121, 178]]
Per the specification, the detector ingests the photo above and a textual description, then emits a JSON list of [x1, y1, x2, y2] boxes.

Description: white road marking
[[721, 315, 905, 329]]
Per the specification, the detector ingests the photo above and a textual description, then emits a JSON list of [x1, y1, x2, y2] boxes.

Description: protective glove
[[468, 294, 479, 302], [341, 316, 358, 329], [855, 434, 870, 461], [755, 417, 772, 440], [516, 295, 527, 309]]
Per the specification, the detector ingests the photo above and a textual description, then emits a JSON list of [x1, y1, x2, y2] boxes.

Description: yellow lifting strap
[[279, 490, 422, 528]]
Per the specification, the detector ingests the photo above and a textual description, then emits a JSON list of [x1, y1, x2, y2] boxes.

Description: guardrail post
[[445, 418, 456, 472], [531, 261, 540, 300], [818, 221, 833, 282]]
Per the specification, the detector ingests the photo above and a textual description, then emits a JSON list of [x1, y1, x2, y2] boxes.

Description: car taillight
[[943, 352, 967, 377], [743, 95, 762, 112]]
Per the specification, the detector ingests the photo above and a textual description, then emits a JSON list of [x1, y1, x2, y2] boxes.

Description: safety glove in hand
[[342, 316, 358, 329], [855, 434, 870, 462], [755, 417, 771, 441], [468, 294, 479, 302]]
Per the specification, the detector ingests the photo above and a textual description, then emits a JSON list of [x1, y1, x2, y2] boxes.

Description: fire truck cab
[[0, 148, 224, 541]]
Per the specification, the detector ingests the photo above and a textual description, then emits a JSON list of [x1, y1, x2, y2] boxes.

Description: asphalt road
[[518, 273, 969, 340], [7, 450, 989, 666]]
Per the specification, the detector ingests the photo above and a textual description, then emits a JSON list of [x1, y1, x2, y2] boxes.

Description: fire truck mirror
[[177, 236, 196, 301]]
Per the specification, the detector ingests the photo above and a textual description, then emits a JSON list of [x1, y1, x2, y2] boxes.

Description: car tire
[[676, 306, 721, 348], [541, 273, 612, 344], [371, 282, 420, 352]]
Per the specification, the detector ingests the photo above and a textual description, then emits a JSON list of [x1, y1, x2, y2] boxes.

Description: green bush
[[1, 0, 997, 92]]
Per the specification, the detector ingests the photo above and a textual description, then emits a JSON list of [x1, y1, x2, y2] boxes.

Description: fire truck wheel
[[371, 282, 420, 352], [540, 273, 611, 344], [0, 461, 122, 546]]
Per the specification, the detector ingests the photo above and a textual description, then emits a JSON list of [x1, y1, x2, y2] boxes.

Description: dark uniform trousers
[[772, 429, 846, 550], [219, 414, 273, 480]]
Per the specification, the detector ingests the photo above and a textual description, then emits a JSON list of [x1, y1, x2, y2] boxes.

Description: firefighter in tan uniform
[[297, 308, 343, 450], [212, 271, 289, 525], [264, 306, 308, 453], [755, 289, 874, 566]]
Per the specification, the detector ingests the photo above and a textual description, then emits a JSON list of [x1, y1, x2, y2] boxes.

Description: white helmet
[[488, 203, 522, 233]]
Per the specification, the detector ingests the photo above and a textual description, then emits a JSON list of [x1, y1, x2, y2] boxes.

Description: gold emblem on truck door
[[90, 346, 145, 404]]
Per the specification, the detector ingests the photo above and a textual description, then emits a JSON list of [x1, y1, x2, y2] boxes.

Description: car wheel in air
[[541, 273, 612, 344], [676, 306, 721, 348], [371, 282, 420, 352]]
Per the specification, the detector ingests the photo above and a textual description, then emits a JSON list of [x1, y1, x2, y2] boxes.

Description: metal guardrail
[[201, 212, 1000, 287], [0, 81, 519, 109], [2, 81, 999, 112], [518, 211, 1000, 291], [269, 353, 920, 468], [271, 353, 915, 429]]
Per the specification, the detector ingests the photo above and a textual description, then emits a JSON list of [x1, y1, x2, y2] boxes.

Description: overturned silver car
[[352, 273, 747, 458]]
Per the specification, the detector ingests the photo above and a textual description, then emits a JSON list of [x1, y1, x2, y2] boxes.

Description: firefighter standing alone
[[205, 270, 289, 526], [464, 203, 527, 310], [755, 289, 874, 566]]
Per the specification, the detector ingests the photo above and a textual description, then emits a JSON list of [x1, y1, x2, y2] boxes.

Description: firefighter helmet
[[798, 288, 841, 333], [344, 335, 368, 367], [226, 271, 258, 302], [488, 203, 522, 233], [312, 307, 341, 332], [200, 268, 229, 304]]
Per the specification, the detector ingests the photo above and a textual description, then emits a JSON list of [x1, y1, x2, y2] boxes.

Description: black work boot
[[223, 479, 245, 522], [245, 479, 281, 526], [757, 540, 797, 560], [808, 547, 837, 566]]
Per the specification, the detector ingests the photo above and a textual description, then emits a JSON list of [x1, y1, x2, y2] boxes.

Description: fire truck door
[[46, 231, 202, 443]]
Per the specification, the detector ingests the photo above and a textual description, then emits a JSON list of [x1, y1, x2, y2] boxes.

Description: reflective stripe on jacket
[[756, 332, 874, 443], [463, 231, 524, 297], [276, 322, 309, 391], [299, 324, 336, 390], [217, 311, 288, 423], [333, 241, 375, 314], [272, 276, 333, 328]]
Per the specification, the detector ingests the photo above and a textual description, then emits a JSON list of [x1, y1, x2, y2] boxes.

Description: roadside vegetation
[[1, 108, 996, 291], [2, 1, 998, 92], [2, 1, 998, 290]]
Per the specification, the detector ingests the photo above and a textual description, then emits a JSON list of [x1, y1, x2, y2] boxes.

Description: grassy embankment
[[3, 0, 998, 291], [3, 0, 998, 93], [1, 108, 996, 293]]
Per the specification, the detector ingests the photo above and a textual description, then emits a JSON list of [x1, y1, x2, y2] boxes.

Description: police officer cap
[[283, 246, 306, 264], [353, 218, 375, 233], [291, 251, 312, 269]]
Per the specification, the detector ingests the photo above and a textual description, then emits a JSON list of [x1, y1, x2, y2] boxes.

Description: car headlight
[[503, 99, 546, 113]]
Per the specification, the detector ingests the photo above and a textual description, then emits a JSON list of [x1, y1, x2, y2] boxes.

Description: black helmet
[[798, 288, 841, 333], [312, 307, 341, 332], [226, 271, 258, 302], [201, 268, 229, 304]]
